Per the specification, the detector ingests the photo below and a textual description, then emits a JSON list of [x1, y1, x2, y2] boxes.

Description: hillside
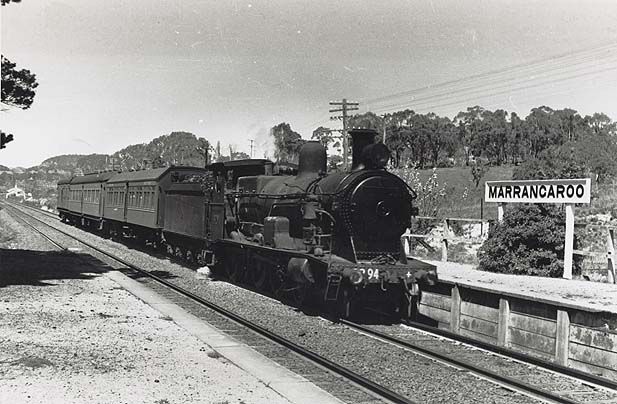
[[111, 131, 208, 171], [0, 131, 211, 199]]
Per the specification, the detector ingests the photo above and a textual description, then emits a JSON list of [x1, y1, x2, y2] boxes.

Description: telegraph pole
[[248, 139, 254, 158], [329, 98, 359, 170]]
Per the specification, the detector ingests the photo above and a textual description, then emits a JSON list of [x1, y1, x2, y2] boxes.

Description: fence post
[[497, 298, 510, 347], [450, 285, 461, 333], [607, 228, 616, 284], [555, 309, 570, 366], [441, 219, 449, 262]]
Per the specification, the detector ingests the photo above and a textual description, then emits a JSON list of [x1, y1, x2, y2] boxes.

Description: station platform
[[427, 259, 617, 314], [0, 249, 343, 404]]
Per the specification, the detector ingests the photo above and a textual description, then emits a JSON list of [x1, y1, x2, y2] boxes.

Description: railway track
[[2, 202, 412, 404], [339, 320, 617, 404], [5, 201, 617, 403]]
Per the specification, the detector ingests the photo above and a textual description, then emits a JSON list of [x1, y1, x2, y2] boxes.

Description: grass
[[395, 165, 514, 220]]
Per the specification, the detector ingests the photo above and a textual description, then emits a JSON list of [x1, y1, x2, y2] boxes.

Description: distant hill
[[0, 131, 211, 198], [112, 131, 208, 171], [40, 154, 109, 174]]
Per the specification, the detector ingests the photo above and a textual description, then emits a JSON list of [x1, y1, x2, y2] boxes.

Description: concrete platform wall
[[419, 282, 617, 379]]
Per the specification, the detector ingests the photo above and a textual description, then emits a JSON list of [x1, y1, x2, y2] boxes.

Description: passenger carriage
[[102, 166, 206, 245], [63, 171, 116, 227]]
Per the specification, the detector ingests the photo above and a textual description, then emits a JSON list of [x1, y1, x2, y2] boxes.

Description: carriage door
[[206, 172, 225, 241]]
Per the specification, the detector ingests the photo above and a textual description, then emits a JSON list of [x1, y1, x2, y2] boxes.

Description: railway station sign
[[484, 178, 592, 281], [484, 178, 591, 204]]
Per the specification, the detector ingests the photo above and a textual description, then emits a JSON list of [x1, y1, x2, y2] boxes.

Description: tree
[[513, 147, 586, 181], [424, 113, 456, 167], [0, 130, 14, 149], [506, 112, 526, 164], [196, 137, 211, 167], [1, 56, 38, 110], [311, 126, 335, 149], [568, 132, 617, 183], [454, 106, 485, 165], [586, 112, 616, 136], [470, 161, 488, 188], [385, 126, 410, 168], [2, 1, 37, 151], [348, 111, 384, 132], [270, 122, 304, 163]]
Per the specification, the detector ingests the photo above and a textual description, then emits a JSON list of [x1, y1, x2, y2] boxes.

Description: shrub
[[393, 167, 447, 217], [477, 204, 580, 277]]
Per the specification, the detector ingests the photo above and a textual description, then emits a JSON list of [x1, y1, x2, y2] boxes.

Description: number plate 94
[[356, 267, 380, 281]]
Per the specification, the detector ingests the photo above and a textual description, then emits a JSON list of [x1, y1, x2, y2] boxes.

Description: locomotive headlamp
[[361, 143, 391, 169], [349, 270, 364, 285]]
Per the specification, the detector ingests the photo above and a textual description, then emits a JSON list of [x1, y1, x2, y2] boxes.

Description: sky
[[2, 0, 617, 167]]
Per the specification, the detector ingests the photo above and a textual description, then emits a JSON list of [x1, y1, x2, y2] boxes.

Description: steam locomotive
[[57, 129, 436, 318]]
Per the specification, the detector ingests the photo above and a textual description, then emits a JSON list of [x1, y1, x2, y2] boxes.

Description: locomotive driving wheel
[[287, 282, 310, 308], [185, 249, 195, 264], [223, 247, 247, 283], [250, 259, 269, 291]]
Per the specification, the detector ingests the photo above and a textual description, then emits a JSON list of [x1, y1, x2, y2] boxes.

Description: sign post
[[563, 204, 575, 279], [485, 178, 591, 279]]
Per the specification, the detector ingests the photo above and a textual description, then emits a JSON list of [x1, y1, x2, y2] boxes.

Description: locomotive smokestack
[[350, 129, 378, 171], [297, 141, 327, 179]]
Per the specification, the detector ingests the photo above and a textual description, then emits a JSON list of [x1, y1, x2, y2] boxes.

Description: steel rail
[[402, 319, 617, 391], [4, 205, 65, 250], [12, 202, 58, 219], [4, 202, 418, 404], [340, 319, 593, 404]]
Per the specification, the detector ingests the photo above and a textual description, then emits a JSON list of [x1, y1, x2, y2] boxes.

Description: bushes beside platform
[[477, 204, 580, 277]]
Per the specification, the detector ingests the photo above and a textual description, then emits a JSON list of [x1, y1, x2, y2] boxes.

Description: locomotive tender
[[57, 129, 436, 318]]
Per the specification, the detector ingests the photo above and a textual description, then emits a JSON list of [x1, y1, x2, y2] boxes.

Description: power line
[[363, 42, 617, 105], [368, 51, 617, 113], [371, 63, 617, 116]]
